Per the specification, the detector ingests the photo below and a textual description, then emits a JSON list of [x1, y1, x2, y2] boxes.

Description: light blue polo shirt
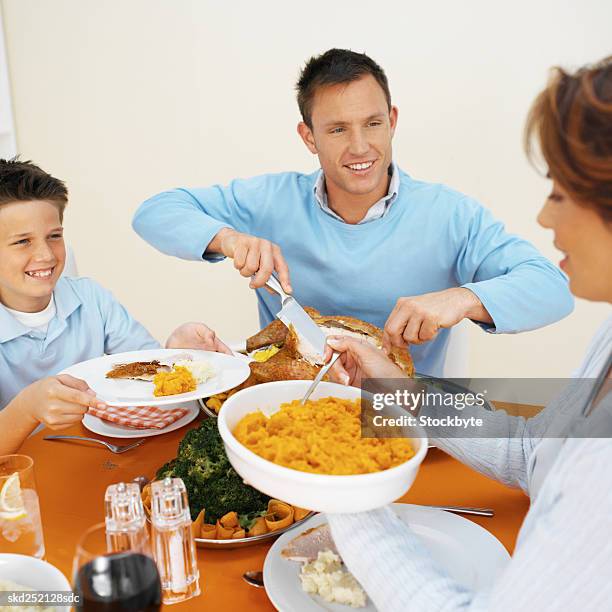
[[0, 277, 160, 409]]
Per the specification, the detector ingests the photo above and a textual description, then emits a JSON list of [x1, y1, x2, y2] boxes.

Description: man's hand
[[325, 336, 406, 388], [212, 228, 292, 293], [383, 287, 492, 352], [166, 322, 232, 354], [15, 375, 105, 430]]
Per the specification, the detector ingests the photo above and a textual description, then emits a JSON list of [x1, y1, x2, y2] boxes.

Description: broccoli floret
[[157, 419, 270, 523], [155, 459, 177, 480]]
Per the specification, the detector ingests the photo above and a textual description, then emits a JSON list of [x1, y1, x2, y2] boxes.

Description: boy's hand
[[16, 375, 105, 430], [166, 322, 232, 354]]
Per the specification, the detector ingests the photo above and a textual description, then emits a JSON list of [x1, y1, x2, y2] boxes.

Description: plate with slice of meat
[[264, 504, 510, 611], [61, 349, 251, 407]]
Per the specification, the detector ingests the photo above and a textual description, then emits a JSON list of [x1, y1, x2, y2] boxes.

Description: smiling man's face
[[298, 74, 398, 208]]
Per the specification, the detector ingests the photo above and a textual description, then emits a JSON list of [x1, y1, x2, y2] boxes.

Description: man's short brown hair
[[296, 48, 392, 128], [0, 158, 68, 221]]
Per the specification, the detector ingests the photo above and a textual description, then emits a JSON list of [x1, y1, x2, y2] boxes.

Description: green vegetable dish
[[156, 418, 270, 528]]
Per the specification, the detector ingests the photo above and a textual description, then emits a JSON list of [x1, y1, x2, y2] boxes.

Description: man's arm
[[384, 198, 573, 349], [133, 178, 291, 291], [133, 186, 239, 262], [455, 199, 574, 333]]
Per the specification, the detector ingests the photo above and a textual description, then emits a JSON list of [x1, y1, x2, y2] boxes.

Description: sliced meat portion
[[245, 307, 414, 382], [317, 316, 414, 376], [305, 314, 414, 376], [388, 347, 414, 376], [281, 523, 338, 563], [284, 317, 381, 366], [246, 320, 288, 352], [249, 348, 325, 383], [105, 360, 170, 381], [282, 325, 323, 364], [315, 315, 384, 340], [245, 306, 321, 352]]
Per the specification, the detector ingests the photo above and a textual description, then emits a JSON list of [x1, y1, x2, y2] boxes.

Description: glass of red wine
[[72, 523, 162, 612]]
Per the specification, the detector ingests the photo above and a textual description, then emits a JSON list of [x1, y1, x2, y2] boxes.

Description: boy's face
[[0, 200, 66, 312]]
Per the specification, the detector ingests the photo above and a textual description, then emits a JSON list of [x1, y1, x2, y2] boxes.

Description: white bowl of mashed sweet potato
[[218, 381, 427, 513]]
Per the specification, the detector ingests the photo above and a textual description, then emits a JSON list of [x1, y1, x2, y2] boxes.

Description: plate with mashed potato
[[62, 349, 251, 407], [264, 504, 510, 611]]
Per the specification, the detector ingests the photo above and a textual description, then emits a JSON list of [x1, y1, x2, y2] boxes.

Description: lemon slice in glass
[[0, 472, 27, 521]]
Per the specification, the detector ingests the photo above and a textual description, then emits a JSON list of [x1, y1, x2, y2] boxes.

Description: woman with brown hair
[[325, 57, 612, 610]]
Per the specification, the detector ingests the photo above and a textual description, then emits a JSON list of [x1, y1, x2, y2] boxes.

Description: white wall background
[[0, 8, 15, 158], [1, 0, 610, 377]]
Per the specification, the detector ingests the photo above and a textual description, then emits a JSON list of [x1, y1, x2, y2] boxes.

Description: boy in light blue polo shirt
[[0, 159, 227, 454]]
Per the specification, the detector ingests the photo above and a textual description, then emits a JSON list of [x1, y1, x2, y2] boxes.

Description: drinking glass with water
[[0, 454, 45, 558]]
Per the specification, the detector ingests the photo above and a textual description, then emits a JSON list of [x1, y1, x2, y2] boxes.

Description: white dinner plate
[[62, 349, 251, 407], [0, 554, 72, 611], [264, 503, 510, 611], [82, 402, 199, 438]]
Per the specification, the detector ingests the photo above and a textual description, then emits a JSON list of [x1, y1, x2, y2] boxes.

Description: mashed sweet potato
[[153, 365, 196, 397], [233, 397, 414, 475]]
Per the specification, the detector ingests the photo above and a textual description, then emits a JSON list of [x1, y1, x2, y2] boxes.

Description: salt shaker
[[104, 482, 151, 556], [150, 477, 200, 604]]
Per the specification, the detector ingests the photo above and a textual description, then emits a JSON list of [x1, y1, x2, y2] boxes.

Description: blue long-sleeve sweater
[[132, 168, 573, 376]]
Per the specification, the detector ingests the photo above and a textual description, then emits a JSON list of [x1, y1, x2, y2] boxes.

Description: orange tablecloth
[[20, 416, 530, 611]]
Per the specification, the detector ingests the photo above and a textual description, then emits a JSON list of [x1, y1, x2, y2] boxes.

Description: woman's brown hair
[[525, 56, 612, 222]]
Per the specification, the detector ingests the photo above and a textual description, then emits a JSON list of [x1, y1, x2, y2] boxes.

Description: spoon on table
[[242, 571, 264, 588]]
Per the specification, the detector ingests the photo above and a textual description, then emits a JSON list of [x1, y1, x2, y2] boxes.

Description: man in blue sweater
[[133, 49, 572, 376]]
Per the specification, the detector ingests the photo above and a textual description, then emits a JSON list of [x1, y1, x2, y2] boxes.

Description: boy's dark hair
[[296, 48, 392, 128], [0, 158, 68, 221]]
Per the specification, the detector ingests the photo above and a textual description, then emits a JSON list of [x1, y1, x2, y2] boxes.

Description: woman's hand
[[166, 322, 232, 354], [325, 336, 407, 387], [15, 375, 105, 430]]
